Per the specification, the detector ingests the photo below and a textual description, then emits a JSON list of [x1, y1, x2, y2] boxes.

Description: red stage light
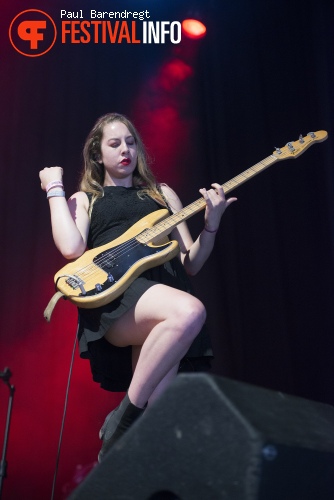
[[182, 19, 207, 40]]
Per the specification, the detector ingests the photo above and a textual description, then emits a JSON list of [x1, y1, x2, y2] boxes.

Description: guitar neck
[[222, 154, 277, 194], [143, 154, 278, 242]]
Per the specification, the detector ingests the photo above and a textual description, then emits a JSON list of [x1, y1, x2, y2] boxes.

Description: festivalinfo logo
[[9, 8, 182, 57], [9, 9, 57, 57]]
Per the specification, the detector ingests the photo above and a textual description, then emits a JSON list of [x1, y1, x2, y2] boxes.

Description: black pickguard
[[80, 238, 172, 297]]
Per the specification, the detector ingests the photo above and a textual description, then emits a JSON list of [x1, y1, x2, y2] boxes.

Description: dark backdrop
[[0, 0, 333, 498]]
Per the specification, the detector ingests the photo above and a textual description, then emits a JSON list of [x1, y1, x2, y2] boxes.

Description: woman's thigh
[[104, 284, 205, 347]]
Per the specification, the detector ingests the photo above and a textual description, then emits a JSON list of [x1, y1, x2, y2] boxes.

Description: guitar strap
[[44, 290, 65, 322], [152, 183, 173, 213]]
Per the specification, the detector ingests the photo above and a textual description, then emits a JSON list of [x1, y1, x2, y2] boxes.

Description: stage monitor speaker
[[69, 373, 334, 500]]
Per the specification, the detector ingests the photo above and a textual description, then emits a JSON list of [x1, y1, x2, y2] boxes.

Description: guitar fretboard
[[137, 154, 277, 244], [223, 155, 276, 193]]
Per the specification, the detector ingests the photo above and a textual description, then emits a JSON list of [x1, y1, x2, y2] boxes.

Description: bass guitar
[[52, 131, 328, 310]]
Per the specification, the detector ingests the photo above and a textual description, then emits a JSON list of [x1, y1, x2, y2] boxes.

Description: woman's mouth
[[120, 158, 131, 165]]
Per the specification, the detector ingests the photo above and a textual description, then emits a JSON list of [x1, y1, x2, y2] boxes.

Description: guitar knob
[[108, 273, 115, 283], [95, 283, 103, 292]]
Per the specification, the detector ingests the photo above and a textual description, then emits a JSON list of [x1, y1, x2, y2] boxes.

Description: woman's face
[[99, 120, 138, 185]]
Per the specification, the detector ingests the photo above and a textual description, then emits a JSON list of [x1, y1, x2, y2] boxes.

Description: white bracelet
[[46, 180, 64, 192], [47, 189, 65, 199]]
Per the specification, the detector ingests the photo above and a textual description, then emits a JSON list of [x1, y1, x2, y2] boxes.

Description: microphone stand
[[0, 368, 15, 500]]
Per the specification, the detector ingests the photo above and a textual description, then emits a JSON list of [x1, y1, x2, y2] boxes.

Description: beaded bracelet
[[46, 180, 64, 192], [204, 225, 218, 234], [47, 189, 65, 199]]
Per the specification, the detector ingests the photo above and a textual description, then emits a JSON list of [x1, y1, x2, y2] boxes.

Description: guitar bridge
[[62, 274, 87, 295]]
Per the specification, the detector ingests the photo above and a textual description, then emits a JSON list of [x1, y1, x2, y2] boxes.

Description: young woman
[[39, 113, 236, 462]]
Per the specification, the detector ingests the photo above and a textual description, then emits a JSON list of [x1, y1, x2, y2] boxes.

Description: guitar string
[[67, 237, 143, 282], [66, 228, 170, 285], [64, 156, 277, 287]]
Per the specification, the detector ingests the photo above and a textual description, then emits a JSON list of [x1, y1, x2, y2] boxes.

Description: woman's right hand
[[39, 166, 63, 191]]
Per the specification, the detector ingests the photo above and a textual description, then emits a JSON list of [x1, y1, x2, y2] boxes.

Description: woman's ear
[[93, 153, 102, 163], [92, 141, 102, 163]]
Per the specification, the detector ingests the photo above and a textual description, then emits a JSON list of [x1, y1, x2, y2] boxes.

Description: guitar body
[[54, 209, 180, 308]]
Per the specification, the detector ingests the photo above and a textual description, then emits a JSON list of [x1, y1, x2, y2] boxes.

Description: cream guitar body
[[54, 209, 179, 308]]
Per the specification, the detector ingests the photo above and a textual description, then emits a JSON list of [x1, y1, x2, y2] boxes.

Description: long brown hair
[[79, 113, 166, 214]]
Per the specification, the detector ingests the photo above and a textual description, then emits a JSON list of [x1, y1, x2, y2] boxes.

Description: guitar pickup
[[94, 250, 116, 269], [105, 259, 116, 268]]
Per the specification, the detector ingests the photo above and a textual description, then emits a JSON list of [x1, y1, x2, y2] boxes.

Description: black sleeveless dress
[[77, 186, 213, 391]]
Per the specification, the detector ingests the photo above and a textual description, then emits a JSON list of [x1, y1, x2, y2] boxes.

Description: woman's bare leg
[[105, 284, 206, 408], [132, 345, 179, 406]]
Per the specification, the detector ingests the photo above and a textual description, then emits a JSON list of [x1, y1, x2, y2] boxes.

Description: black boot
[[98, 393, 145, 462]]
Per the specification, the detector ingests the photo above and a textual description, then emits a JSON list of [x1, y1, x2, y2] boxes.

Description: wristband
[[47, 189, 65, 199], [46, 180, 64, 192], [204, 225, 218, 234]]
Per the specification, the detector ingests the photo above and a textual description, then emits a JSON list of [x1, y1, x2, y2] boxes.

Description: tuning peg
[[275, 147, 282, 154], [299, 134, 305, 143], [287, 142, 296, 152], [308, 132, 316, 138]]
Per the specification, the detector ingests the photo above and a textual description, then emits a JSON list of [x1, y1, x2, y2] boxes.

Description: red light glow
[[182, 19, 207, 40]]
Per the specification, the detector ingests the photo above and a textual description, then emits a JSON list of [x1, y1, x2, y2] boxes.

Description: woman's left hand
[[199, 183, 237, 232]]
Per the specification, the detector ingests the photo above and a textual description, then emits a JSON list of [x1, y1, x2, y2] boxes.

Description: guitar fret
[[223, 156, 276, 193]]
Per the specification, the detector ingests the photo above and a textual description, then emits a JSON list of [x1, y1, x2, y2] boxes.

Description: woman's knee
[[173, 295, 207, 332]]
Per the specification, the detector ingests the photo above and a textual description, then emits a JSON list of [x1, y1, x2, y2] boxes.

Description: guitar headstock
[[272, 130, 328, 160]]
